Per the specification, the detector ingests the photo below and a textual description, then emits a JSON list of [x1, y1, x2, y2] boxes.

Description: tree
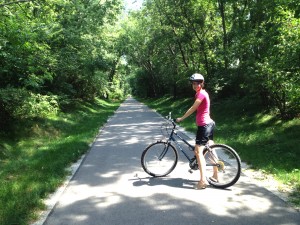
[[0, 0, 124, 128], [120, 0, 299, 118]]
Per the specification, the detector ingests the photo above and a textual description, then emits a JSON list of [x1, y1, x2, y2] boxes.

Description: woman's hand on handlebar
[[176, 117, 183, 123]]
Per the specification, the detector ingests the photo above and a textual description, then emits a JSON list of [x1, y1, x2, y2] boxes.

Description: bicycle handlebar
[[165, 112, 177, 128]]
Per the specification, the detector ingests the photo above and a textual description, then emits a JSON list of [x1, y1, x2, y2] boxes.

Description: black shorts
[[195, 121, 215, 146]]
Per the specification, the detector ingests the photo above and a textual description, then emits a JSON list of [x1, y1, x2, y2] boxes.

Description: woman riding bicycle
[[176, 73, 217, 189]]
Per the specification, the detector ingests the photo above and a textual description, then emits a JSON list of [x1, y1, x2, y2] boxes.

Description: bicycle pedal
[[188, 169, 193, 174]]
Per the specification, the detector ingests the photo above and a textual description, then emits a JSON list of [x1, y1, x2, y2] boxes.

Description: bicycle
[[141, 113, 242, 189]]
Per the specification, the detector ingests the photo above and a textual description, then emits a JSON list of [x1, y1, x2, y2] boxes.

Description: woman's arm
[[176, 98, 202, 122]]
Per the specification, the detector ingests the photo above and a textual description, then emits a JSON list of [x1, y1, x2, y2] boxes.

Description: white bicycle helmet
[[189, 73, 204, 82]]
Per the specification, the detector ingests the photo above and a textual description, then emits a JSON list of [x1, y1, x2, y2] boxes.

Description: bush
[[0, 88, 59, 121], [18, 93, 59, 118], [0, 88, 29, 129]]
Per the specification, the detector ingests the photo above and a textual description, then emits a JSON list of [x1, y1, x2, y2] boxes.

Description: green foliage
[[0, 87, 59, 124], [0, 0, 129, 129], [255, 11, 300, 118], [0, 98, 121, 225], [0, 88, 29, 119], [19, 93, 59, 118], [121, 0, 300, 119], [108, 77, 125, 100]]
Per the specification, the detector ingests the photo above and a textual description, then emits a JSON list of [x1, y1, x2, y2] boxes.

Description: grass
[[0, 98, 121, 225], [139, 95, 300, 207], [0, 95, 299, 225]]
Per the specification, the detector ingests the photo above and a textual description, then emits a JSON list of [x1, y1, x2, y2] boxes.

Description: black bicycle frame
[[165, 120, 218, 167], [167, 123, 195, 163]]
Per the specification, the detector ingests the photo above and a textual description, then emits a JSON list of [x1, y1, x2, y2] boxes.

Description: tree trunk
[[218, 0, 229, 71]]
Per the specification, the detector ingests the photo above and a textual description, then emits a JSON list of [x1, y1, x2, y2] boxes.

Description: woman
[[176, 73, 217, 189]]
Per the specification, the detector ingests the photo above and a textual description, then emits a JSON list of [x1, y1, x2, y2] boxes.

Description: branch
[[0, 0, 32, 8]]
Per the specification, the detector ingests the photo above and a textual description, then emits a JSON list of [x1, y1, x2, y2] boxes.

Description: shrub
[[0, 88, 59, 121]]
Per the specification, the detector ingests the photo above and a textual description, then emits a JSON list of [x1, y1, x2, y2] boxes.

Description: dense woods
[[0, 0, 127, 130], [122, 0, 300, 119], [0, 0, 299, 131]]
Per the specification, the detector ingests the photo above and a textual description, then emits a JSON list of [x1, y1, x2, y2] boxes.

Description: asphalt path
[[42, 97, 299, 225]]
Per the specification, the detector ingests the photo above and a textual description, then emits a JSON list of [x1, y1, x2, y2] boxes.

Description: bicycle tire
[[141, 141, 178, 177], [204, 144, 241, 189]]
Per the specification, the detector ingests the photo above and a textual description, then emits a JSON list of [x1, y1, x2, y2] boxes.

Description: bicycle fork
[[158, 142, 172, 160]]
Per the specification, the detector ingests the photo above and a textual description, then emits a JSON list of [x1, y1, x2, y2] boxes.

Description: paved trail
[[43, 98, 299, 225]]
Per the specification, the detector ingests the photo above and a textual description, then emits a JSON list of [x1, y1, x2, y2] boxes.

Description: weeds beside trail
[[139, 96, 300, 208], [0, 98, 121, 225]]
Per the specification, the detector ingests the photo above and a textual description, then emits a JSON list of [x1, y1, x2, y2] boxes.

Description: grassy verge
[[0, 98, 121, 225], [139, 96, 300, 207]]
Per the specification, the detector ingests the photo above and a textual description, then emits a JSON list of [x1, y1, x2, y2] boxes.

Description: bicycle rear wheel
[[141, 141, 178, 177], [204, 144, 241, 189]]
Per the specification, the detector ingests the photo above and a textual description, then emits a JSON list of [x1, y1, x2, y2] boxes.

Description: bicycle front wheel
[[204, 144, 241, 189], [141, 141, 178, 177]]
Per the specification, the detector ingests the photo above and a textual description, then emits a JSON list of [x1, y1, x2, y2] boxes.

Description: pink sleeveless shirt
[[195, 89, 213, 126]]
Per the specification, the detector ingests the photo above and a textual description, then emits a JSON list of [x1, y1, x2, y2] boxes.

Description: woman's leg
[[194, 144, 208, 189]]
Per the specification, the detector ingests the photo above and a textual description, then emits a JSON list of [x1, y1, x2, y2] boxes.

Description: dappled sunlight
[[124, 136, 139, 144], [127, 172, 274, 218], [235, 195, 272, 213], [45, 180, 298, 225], [108, 122, 162, 127], [100, 171, 119, 178], [96, 193, 122, 208], [43, 98, 300, 225], [147, 197, 179, 211]]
